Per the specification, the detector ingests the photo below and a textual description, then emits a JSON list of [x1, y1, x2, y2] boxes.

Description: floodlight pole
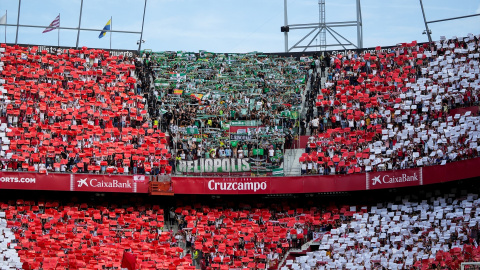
[[138, 0, 147, 53], [58, 13, 60, 47], [419, 0, 432, 43], [76, 0, 84, 49], [319, 0, 326, 52], [15, 0, 21, 44], [282, 0, 363, 52], [356, 0, 363, 48], [110, 16, 112, 50]]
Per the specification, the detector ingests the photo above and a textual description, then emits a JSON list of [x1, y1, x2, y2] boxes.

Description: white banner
[[177, 158, 251, 173]]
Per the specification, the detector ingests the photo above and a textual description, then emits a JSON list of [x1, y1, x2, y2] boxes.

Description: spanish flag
[[190, 93, 203, 101], [98, 19, 111, 38], [173, 89, 183, 95]]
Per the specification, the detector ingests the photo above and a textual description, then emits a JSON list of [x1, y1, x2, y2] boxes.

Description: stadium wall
[[0, 157, 479, 194], [5, 40, 418, 60], [5, 43, 137, 57]]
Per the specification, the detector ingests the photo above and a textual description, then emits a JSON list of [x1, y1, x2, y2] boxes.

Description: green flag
[[253, 149, 264, 156], [186, 127, 199, 135]]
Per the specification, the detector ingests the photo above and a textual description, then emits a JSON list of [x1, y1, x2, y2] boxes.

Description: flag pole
[[15, 0, 21, 44], [109, 16, 112, 50], [57, 13, 60, 47], [5, 10, 7, 43], [138, 0, 147, 52], [75, 0, 84, 49]]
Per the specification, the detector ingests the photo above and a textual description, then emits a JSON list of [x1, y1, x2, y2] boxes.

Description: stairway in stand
[[283, 149, 305, 176]]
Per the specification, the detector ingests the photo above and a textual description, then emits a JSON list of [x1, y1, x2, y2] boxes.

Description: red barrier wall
[[0, 172, 70, 191], [1, 158, 479, 194], [172, 157, 480, 194], [72, 174, 149, 193], [0, 172, 149, 193], [422, 158, 480, 185]]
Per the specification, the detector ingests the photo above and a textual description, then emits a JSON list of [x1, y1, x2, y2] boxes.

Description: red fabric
[[121, 252, 137, 270], [22, 262, 30, 270]]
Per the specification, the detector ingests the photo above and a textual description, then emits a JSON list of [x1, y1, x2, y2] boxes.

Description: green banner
[[186, 127, 199, 135], [229, 120, 260, 126], [272, 168, 284, 176]]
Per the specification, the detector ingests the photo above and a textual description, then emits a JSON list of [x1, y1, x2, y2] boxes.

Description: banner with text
[[0, 172, 149, 193], [1, 158, 479, 194], [0, 172, 70, 191], [177, 158, 251, 173], [10, 43, 137, 57], [172, 158, 480, 194], [72, 174, 149, 193], [230, 134, 252, 141], [172, 173, 367, 194], [229, 120, 260, 126], [367, 168, 422, 190]]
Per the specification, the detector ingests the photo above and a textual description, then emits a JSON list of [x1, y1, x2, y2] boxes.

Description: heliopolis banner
[[177, 158, 251, 173]]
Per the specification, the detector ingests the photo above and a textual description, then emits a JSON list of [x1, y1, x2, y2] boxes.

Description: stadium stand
[[300, 34, 480, 175], [1, 34, 479, 177], [1, 179, 480, 269], [135, 51, 307, 175], [0, 194, 327, 270], [0, 199, 185, 270], [0, 44, 173, 176], [283, 191, 480, 270], [1, 33, 480, 269]]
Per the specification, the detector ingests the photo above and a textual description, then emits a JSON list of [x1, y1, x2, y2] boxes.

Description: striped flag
[[42, 15, 60, 33], [173, 89, 183, 95]]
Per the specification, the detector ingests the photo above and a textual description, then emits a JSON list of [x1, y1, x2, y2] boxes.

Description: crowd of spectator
[[0, 45, 174, 175], [169, 203, 334, 269], [0, 196, 340, 270], [1, 34, 479, 177], [300, 33, 480, 175], [0, 198, 185, 269], [284, 191, 480, 269], [137, 51, 307, 174], [0, 45, 308, 176], [3, 182, 480, 269]]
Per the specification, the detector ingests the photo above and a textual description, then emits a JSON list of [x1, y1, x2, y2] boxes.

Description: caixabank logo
[[76, 178, 132, 189], [367, 168, 422, 189]]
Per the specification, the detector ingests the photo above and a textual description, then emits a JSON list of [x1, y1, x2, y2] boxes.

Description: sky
[[0, 0, 479, 53]]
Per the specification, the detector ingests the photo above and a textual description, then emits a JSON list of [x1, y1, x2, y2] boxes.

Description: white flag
[[0, 14, 6, 25]]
